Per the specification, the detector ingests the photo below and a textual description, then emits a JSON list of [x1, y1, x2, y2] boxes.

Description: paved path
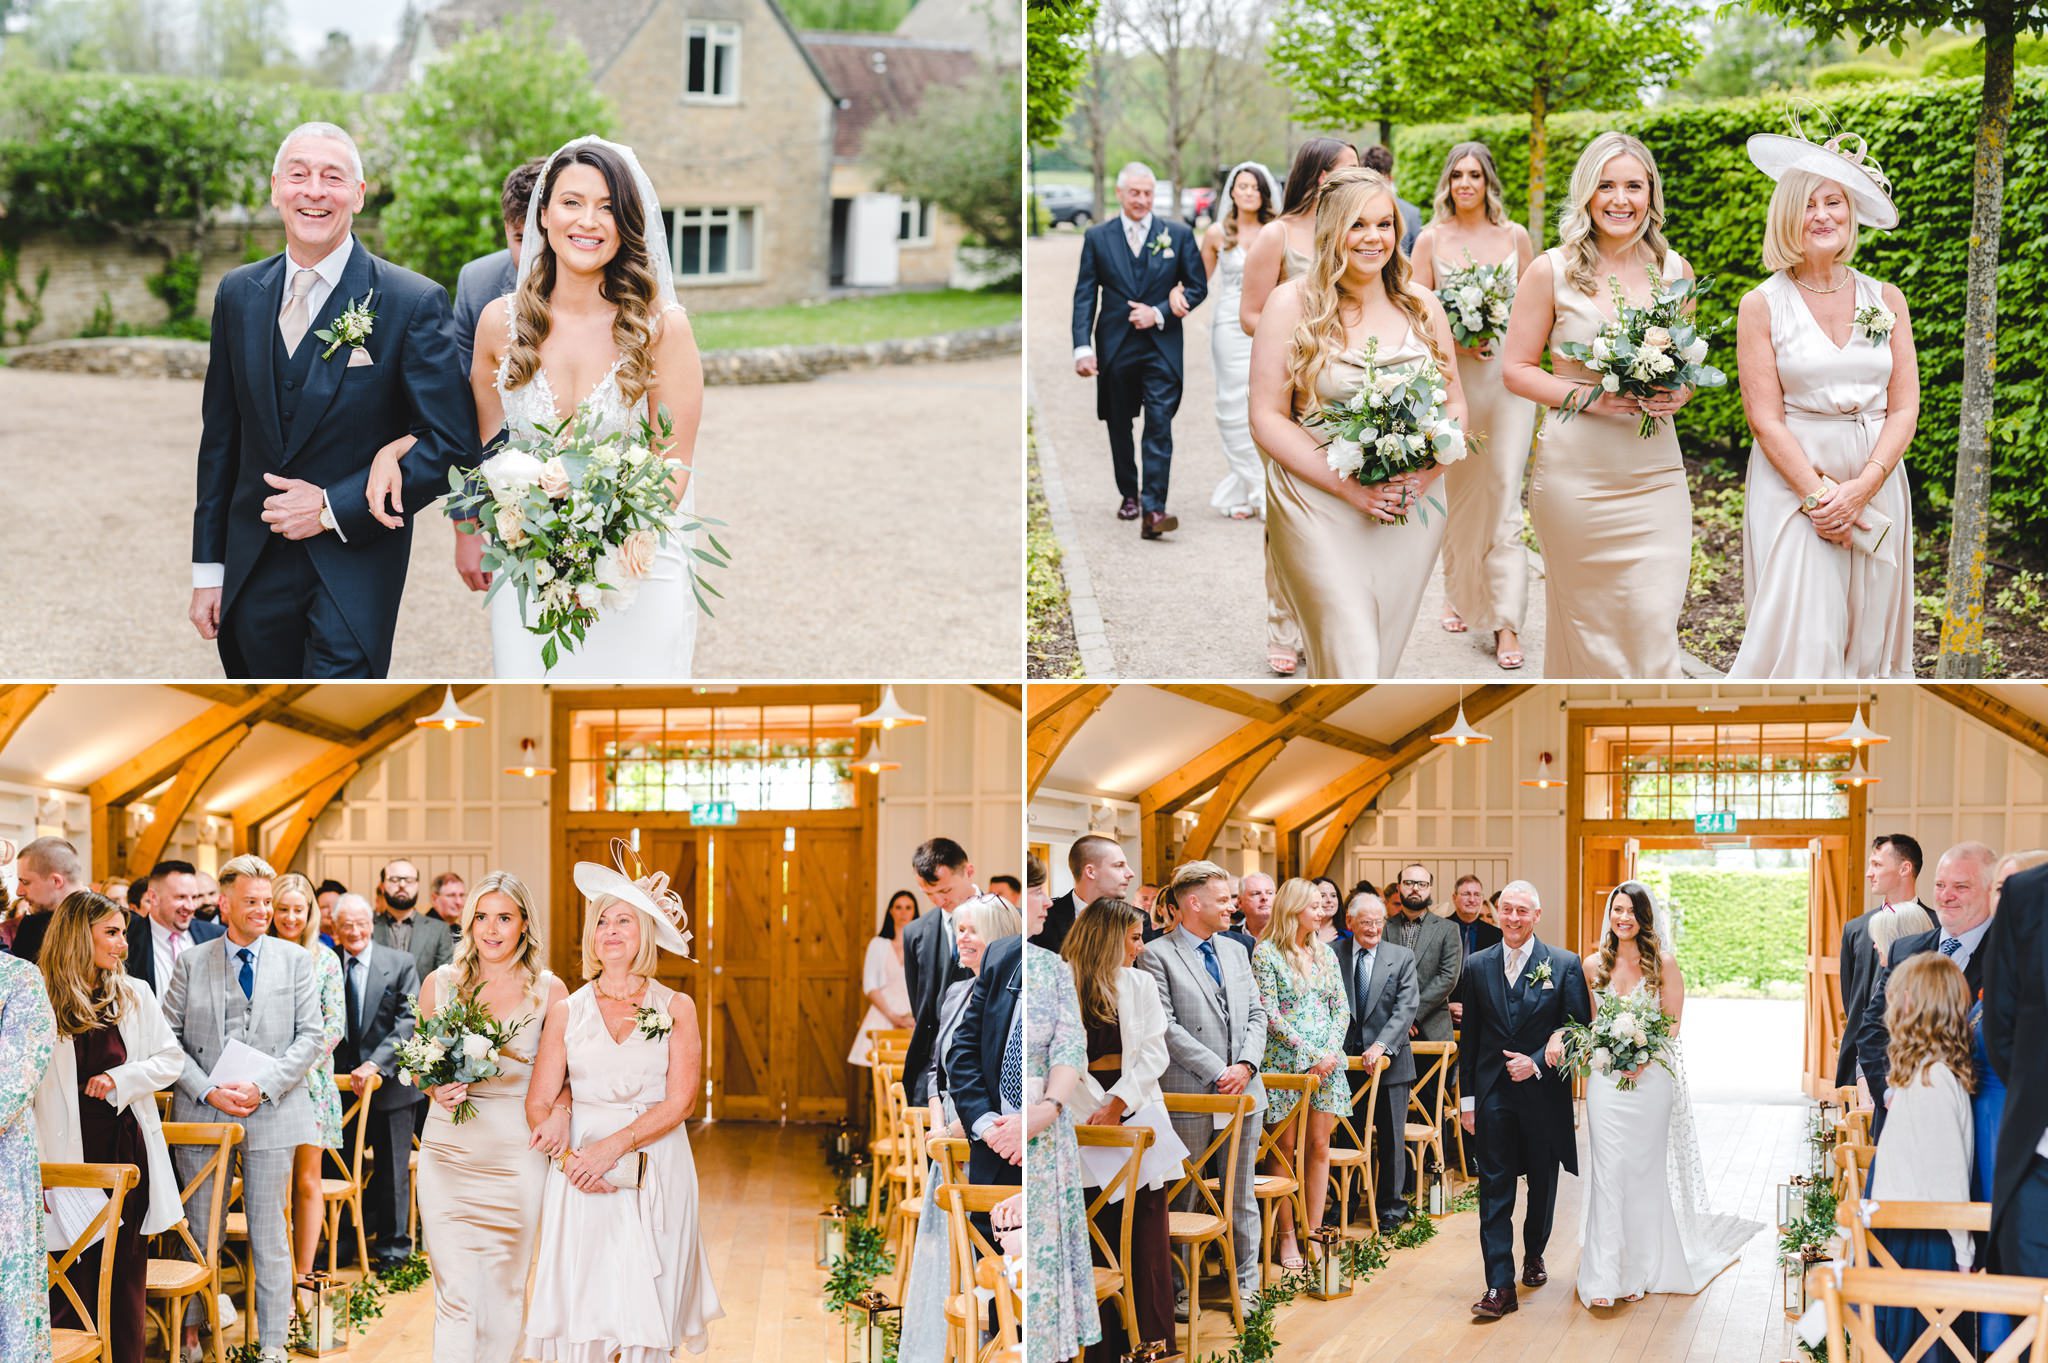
[[0, 357, 1020, 678], [1030, 230, 1550, 680]]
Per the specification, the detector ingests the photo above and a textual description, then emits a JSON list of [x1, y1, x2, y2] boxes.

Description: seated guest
[[330, 894, 424, 1268], [1252, 879, 1349, 1267], [163, 854, 322, 1362], [126, 860, 222, 996], [1870, 953, 1976, 1363], [1334, 891, 1419, 1232], [9, 836, 87, 963], [34, 891, 185, 1363], [1065, 898, 1181, 1359]]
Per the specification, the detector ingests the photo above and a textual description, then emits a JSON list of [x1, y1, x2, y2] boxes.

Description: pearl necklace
[[1792, 269, 1850, 295]]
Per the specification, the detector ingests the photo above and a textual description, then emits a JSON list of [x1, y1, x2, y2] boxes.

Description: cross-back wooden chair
[[1839, 1197, 1990, 1273], [43, 1161, 138, 1363], [1241, 1073, 1313, 1285], [321, 1071, 380, 1273], [1164, 1091, 1254, 1360], [939, 1183, 1015, 1363], [869, 1052, 909, 1221], [976, 1256, 1022, 1363], [1817, 1265, 2048, 1363], [1833, 1142, 1876, 1205], [889, 1083, 931, 1279], [1327, 1053, 1388, 1239], [1405, 1041, 1455, 1213], [1073, 1122, 1152, 1353], [151, 1122, 242, 1363], [1446, 1029, 1470, 1176]]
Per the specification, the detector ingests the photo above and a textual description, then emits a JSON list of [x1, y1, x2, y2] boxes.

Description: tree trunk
[[1528, 81, 1548, 249], [1936, 27, 2014, 678]]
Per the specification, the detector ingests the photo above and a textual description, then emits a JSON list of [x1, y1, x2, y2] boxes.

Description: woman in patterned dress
[[1022, 859, 1094, 1362], [0, 948, 57, 1363], [1252, 878, 1351, 1268], [269, 872, 345, 1280]]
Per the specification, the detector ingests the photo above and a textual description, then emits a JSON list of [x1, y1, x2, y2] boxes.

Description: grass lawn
[[1028, 423, 1083, 678], [688, 288, 1018, 351]]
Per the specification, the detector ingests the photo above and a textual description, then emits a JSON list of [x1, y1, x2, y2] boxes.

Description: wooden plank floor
[[315, 1121, 843, 1363], [1165, 1100, 1813, 1363]]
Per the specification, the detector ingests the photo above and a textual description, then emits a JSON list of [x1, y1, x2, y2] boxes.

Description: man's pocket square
[[347, 347, 374, 368]]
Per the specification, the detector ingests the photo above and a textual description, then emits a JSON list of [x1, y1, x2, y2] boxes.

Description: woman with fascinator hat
[[366, 136, 707, 679], [1202, 161, 1281, 520], [524, 846, 723, 1359], [1728, 113, 1919, 678]]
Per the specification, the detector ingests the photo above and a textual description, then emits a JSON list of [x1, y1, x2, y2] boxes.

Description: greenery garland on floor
[[824, 1215, 898, 1312], [1199, 1268, 1315, 1363], [224, 1252, 433, 1363]]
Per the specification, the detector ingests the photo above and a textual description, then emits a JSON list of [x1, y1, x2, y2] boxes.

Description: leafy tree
[[868, 64, 1023, 260], [1028, 0, 1096, 149], [1389, 0, 1701, 244], [1748, 0, 2048, 677], [1672, 6, 1847, 100], [1264, 0, 1400, 145], [382, 12, 614, 290]]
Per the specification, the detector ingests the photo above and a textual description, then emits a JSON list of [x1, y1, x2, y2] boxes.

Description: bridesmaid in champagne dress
[[526, 852, 722, 1361], [415, 872, 568, 1363], [1241, 138, 1358, 676], [1729, 127, 1917, 678], [1411, 142, 1538, 670], [1504, 132, 1696, 677], [1249, 167, 1468, 677], [1203, 162, 1280, 520]]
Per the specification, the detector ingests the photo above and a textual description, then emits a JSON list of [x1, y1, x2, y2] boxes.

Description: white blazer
[[1076, 966, 1171, 1115], [33, 975, 188, 1235]]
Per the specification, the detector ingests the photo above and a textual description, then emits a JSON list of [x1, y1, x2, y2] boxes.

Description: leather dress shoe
[[1141, 510, 1178, 540], [1521, 1255, 1548, 1287], [1471, 1287, 1518, 1318], [1117, 496, 1141, 520]]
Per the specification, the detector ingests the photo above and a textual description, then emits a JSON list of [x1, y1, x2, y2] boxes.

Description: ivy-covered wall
[[1397, 73, 2047, 537], [1639, 865, 1809, 995]]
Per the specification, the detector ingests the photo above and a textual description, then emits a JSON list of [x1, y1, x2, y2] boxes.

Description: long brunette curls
[[1588, 881, 1664, 994], [1286, 167, 1445, 404], [1063, 897, 1143, 1029], [502, 142, 664, 409]]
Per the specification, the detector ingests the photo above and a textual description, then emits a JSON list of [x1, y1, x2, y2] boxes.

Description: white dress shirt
[[193, 235, 356, 588], [1075, 213, 1168, 362], [1936, 915, 1992, 972], [150, 917, 193, 990]]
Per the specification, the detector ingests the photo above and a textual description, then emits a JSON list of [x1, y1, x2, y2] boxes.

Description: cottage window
[[668, 206, 760, 282], [685, 20, 741, 102], [896, 198, 935, 245]]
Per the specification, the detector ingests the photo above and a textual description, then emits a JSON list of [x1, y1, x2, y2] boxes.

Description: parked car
[[1036, 184, 1096, 229], [1182, 187, 1215, 221]]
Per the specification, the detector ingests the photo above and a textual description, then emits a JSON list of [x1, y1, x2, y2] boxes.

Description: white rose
[[1348, 389, 1367, 413], [1489, 302, 1511, 325], [1590, 336, 1612, 363], [494, 505, 528, 548], [616, 529, 659, 579], [1591, 1047, 1612, 1073], [480, 448, 544, 502], [574, 582, 605, 610], [1325, 436, 1365, 478], [422, 1038, 448, 1065], [1458, 285, 1485, 311], [1431, 387, 1448, 406], [1374, 370, 1404, 397], [1681, 336, 1709, 365], [1405, 433, 1423, 452], [1434, 424, 1467, 464], [1601, 373, 1621, 392], [534, 559, 554, 585], [1642, 325, 1672, 352], [398, 1070, 413, 1086], [461, 1033, 491, 1062], [538, 457, 572, 500], [1649, 350, 1676, 376], [1367, 389, 1386, 408], [1376, 434, 1404, 461]]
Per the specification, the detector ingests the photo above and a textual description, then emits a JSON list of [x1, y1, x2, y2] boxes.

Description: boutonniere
[[1853, 302, 1895, 345], [1148, 228, 1174, 259], [634, 1004, 674, 1042], [315, 290, 377, 361], [1529, 960, 1553, 987]]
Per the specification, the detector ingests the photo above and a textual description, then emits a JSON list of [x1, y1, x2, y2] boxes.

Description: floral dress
[[1, 953, 58, 1363], [307, 944, 345, 1148], [1023, 942, 1097, 1362], [1252, 938, 1351, 1120]]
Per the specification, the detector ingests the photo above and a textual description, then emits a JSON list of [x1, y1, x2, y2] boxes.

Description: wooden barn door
[[1805, 834, 1852, 1098], [786, 827, 860, 1121], [710, 829, 782, 1120], [558, 828, 709, 1064]]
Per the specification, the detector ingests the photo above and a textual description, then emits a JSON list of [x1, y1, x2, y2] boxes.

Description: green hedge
[[1396, 73, 2048, 536], [1639, 866, 1808, 993]]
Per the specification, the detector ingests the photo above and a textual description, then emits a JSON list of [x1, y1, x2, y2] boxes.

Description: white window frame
[[670, 205, 762, 285], [683, 20, 741, 104], [896, 198, 935, 246]]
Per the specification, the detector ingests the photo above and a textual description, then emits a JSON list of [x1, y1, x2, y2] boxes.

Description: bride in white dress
[[1575, 881, 1760, 1309], [369, 135, 704, 677]]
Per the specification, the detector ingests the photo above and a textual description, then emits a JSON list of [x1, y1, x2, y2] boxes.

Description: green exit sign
[[1694, 811, 1738, 834], [691, 800, 738, 826]]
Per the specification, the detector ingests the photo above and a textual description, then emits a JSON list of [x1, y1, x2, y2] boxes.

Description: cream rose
[[495, 505, 528, 548], [1642, 325, 1673, 352], [617, 529, 659, 579], [538, 457, 572, 500]]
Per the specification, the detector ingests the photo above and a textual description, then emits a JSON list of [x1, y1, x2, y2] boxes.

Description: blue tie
[[999, 1010, 1024, 1112], [1198, 939, 1223, 986], [236, 947, 254, 999], [1940, 936, 1962, 958]]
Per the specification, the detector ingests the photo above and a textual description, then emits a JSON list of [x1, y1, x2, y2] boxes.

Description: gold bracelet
[[1865, 458, 1889, 480]]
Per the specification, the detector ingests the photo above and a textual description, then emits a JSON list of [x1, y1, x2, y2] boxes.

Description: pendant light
[[1431, 690, 1492, 746], [1834, 749, 1882, 789], [1519, 752, 1564, 788], [855, 685, 926, 731], [503, 739, 555, 778], [416, 686, 483, 731], [854, 733, 900, 776], [1824, 706, 1890, 748]]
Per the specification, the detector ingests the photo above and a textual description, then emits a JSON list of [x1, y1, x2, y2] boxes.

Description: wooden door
[[711, 829, 782, 1120], [1805, 835, 1851, 1098], [1577, 835, 1638, 954], [786, 827, 860, 1121], [557, 829, 709, 1063]]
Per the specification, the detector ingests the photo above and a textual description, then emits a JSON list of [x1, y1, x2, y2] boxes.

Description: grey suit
[[1136, 925, 1267, 1299], [373, 909, 453, 984], [451, 247, 517, 380], [1384, 908, 1463, 1041], [163, 934, 323, 1347], [1336, 937, 1418, 1221]]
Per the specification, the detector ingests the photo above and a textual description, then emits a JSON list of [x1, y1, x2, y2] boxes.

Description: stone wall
[[1, 222, 289, 345], [1, 320, 1020, 383]]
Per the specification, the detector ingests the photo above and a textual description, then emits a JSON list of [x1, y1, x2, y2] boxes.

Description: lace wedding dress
[[1576, 980, 1762, 1306]]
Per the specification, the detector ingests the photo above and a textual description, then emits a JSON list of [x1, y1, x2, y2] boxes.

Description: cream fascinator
[[574, 837, 693, 957], [1746, 101, 1899, 230]]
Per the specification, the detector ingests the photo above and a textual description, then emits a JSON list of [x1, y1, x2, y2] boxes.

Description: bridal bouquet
[[395, 994, 524, 1124], [1561, 989, 1675, 1093], [1554, 274, 1727, 438], [1301, 335, 1469, 526], [1436, 252, 1516, 350], [447, 405, 731, 672]]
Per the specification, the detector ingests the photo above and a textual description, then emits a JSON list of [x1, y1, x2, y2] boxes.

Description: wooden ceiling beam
[[165, 683, 358, 744], [1139, 685, 1370, 818], [1151, 684, 1287, 724], [1926, 685, 2048, 763], [1028, 682, 1104, 727], [124, 726, 247, 877], [1301, 776, 1394, 881], [231, 685, 479, 833], [973, 684, 1022, 711], [1180, 740, 1282, 865], [0, 685, 53, 752], [264, 764, 361, 873], [89, 685, 307, 806], [1028, 684, 1111, 798]]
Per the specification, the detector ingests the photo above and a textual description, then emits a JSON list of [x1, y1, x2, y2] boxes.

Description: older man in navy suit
[[1072, 162, 1207, 540]]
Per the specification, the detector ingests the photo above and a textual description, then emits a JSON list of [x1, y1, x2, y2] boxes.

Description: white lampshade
[[503, 739, 555, 778], [1823, 706, 1889, 748], [1519, 752, 1564, 788], [416, 686, 483, 731], [1834, 749, 1882, 789], [854, 733, 900, 775], [1431, 697, 1492, 747], [855, 685, 926, 731]]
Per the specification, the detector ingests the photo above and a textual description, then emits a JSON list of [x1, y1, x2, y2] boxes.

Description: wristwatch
[[318, 498, 339, 534], [1800, 478, 1834, 513]]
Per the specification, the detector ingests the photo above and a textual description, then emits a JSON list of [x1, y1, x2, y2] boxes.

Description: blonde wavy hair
[[1063, 897, 1142, 1028], [269, 872, 321, 949], [1287, 168, 1446, 404], [451, 870, 545, 1001], [1430, 141, 1507, 226], [1884, 952, 1974, 1093], [1588, 881, 1664, 994], [40, 891, 131, 1038], [1262, 877, 1321, 979], [1556, 132, 1670, 298], [502, 142, 664, 411]]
